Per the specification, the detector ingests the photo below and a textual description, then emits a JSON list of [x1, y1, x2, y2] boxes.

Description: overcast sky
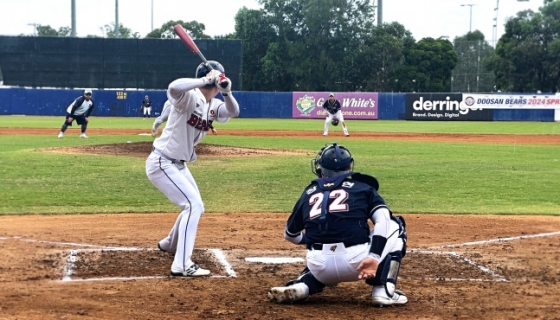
[[0, 0, 547, 45]]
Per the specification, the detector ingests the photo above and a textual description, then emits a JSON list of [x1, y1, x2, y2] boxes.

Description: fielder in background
[[268, 143, 408, 307], [322, 93, 349, 137], [146, 60, 238, 277], [57, 89, 94, 138], [141, 95, 152, 120]]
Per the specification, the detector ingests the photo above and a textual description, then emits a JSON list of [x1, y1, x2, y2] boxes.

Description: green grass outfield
[[0, 116, 559, 215]]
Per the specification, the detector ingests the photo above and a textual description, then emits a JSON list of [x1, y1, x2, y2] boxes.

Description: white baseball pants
[[306, 218, 403, 285], [146, 152, 204, 272], [324, 110, 349, 135]]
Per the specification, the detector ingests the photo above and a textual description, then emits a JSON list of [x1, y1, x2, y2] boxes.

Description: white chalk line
[[5, 231, 560, 283], [209, 248, 237, 278], [409, 249, 508, 282], [430, 231, 560, 249], [61, 247, 236, 282]]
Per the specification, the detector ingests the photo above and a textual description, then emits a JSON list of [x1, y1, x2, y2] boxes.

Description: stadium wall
[[0, 87, 556, 121]]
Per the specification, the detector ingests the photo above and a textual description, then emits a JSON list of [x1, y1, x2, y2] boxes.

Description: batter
[[146, 61, 239, 277]]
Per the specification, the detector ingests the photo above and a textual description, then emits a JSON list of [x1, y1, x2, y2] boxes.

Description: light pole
[[27, 23, 39, 36], [461, 4, 475, 33]]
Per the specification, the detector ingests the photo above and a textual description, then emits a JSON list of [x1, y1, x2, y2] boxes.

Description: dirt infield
[[1, 127, 559, 319], [1, 214, 560, 320]]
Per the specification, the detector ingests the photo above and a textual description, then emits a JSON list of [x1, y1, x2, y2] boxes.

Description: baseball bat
[[173, 24, 229, 89]]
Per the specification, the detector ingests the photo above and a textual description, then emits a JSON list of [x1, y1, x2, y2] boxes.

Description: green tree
[[257, 0, 376, 91], [486, 1, 560, 92], [35, 25, 71, 37], [101, 23, 140, 38], [234, 7, 278, 90], [392, 37, 458, 92], [452, 30, 495, 93], [354, 22, 415, 92], [146, 20, 210, 39]]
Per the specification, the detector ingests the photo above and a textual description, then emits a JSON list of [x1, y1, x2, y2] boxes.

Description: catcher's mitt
[[331, 119, 339, 126]]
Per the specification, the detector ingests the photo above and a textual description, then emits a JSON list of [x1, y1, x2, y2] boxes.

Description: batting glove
[[216, 73, 232, 96], [202, 70, 222, 86]]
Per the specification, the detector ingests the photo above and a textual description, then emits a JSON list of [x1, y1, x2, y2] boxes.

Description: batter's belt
[[151, 147, 186, 164]]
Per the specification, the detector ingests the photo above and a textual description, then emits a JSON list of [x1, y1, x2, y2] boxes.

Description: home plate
[[138, 133, 152, 136], [245, 257, 304, 264]]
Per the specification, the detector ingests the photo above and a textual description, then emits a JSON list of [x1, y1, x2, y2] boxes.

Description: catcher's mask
[[195, 60, 225, 88], [331, 119, 339, 126], [311, 143, 354, 178]]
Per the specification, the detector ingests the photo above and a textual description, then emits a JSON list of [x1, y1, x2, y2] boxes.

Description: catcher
[[322, 93, 349, 137], [267, 143, 408, 307]]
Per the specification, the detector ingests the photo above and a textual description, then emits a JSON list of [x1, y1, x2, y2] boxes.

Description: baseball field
[[1, 116, 559, 319]]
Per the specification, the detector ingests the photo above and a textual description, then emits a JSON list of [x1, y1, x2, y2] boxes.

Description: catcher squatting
[[267, 143, 408, 307]]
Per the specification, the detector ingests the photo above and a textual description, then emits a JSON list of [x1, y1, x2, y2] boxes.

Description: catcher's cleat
[[80, 133, 89, 138], [57, 132, 64, 138], [171, 264, 210, 277], [268, 284, 309, 303], [372, 289, 408, 307]]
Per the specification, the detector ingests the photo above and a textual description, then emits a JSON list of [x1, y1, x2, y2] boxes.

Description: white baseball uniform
[[146, 77, 239, 274]]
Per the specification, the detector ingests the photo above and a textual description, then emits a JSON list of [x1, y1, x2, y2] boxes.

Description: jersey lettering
[[309, 189, 350, 219], [187, 113, 213, 131]]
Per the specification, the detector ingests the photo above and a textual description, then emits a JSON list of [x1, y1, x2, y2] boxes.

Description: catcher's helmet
[[331, 119, 339, 126], [311, 143, 354, 178], [195, 60, 225, 87]]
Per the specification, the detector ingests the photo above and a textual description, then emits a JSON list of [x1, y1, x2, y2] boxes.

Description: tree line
[[26, 0, 560, 93]]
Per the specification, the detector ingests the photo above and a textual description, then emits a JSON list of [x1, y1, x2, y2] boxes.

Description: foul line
[[409, 249, 508, 282], [431, 231, 560, 249]]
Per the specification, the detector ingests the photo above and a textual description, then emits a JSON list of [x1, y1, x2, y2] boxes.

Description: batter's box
[[402, 250, 507, 282], [62, 248, 231, 281]]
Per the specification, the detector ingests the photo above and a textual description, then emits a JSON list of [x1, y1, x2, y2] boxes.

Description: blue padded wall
[[493, 109, 554, 122], [234, 91, 293, 118], [378, 93, 406, 120], [0, 88, 556, 121]]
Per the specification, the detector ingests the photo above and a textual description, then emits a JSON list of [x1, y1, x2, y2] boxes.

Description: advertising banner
[[292, 92, 378, 119], [462, 93, 560, 109], [405, 93, 492, 121]]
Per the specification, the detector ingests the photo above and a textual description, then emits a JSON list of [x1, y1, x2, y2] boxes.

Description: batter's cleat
[[79, 133, 89, 138], [157, 243, 165, 252], [57, 132, 64, 138], [372, 289, 408, 307], [345, 134, 350, 137], [171, 264, 211, 277], [268, 284, 309, 303]]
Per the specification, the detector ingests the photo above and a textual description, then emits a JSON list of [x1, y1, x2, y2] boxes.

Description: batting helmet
[[331, 119, 339, 126], [311, 143, 354, 178], [195, 60, 225, 87]]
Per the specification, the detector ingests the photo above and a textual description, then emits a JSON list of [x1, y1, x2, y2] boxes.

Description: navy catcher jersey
[[286, 172, 389, 247]]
